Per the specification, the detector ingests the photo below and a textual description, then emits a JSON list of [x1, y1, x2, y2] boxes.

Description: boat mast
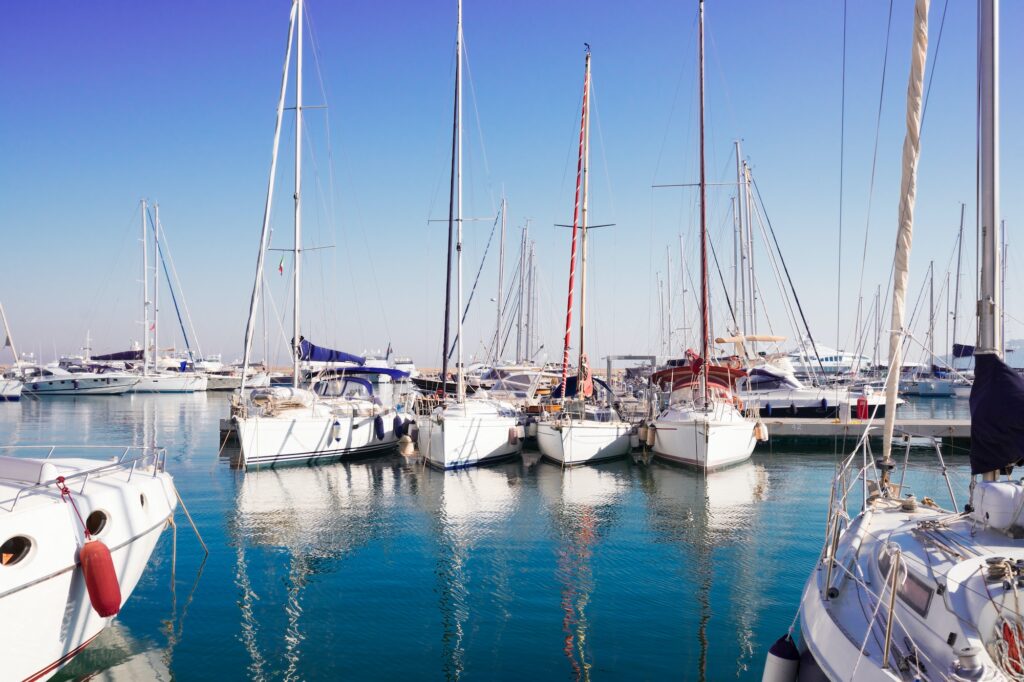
[[494, 195, 506, 366], [441, 0, 461, 396], [559, 47, 590, 399], [577, 47, 592, 390], [744, 163, 756, 336], [679, 234, 687, 346], [238, 0, 296, 393], [952, 203, 965, 357], [292, 0, 304, 388], [881, 0, 928, 462], [141, 199, 150, 375], [697, 0, 710, 402], [977, 0, 1001, 359], [665, 248, 672, 355], [455, 0, 465, 404], [153, 203, 160, 370], [734, 141, 746, 334], [928, 261, 935, 371]]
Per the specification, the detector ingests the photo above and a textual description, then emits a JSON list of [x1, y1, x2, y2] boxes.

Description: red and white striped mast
[[559, 46, 591, 400]]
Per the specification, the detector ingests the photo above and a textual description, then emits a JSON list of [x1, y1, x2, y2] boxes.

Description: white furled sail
[[882, 0, 930, 460]]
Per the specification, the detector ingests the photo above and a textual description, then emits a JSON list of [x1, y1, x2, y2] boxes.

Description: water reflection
[[412, 462, 524, 681], [640, 462, 768, 680], [53, 621, 171, 681], [228, 460, 403, 680], [536, 461, 629, 681]]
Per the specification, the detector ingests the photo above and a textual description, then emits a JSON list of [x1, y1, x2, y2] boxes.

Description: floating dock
[[763, 417, 970, 445]]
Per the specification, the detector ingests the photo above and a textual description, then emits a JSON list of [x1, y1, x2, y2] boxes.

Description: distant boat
[[0, 300, 23, 401], [20, 363, 139, 396], [0, 444, 177, 680]]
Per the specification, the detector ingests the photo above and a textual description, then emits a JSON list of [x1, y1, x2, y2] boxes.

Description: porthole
[[1, 536, 31, 566], [86, 510, 108, 536]]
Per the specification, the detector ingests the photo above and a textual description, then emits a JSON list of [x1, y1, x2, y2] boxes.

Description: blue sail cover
[[970, 353, 1024, 474], [553, 375, 613, 399], [92, 350, 144, 361], [298, 338, 364, 365], [953, 343, 975, 358]]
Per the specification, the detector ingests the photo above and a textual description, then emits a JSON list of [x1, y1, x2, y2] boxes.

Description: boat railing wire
[[0, 444, 168, 513]]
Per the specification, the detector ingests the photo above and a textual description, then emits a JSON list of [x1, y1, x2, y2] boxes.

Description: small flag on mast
[[278, 256, 285, 276]]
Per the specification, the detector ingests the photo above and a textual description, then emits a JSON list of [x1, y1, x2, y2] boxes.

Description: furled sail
[[882, 0, 930, 460], [970, 354, 1024, 474], [296, 338, 364, 365]]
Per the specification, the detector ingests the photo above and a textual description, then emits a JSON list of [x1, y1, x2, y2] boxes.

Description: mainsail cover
[[92, 350, 144, 362], [970, 353, 1024, 474], [953, 343, 975, 358], [297, 338, 364, 365]]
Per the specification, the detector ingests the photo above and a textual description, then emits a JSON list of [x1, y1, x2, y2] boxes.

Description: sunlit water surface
[[1, 394, 971, 681]]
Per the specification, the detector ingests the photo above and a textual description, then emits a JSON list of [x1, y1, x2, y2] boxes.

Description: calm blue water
[[1, 395, 971, 681]]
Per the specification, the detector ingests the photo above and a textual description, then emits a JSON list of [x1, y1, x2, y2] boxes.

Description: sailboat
[[0, 300, 23, 401], [131, 200, 208, 393], [649, 0, 758, 472], [537, 47, 632, 467], [414, 0, 523, 470], [771, 2, 1024, 679], [230, 0, 409, 469], [0, 444, 178, 681]]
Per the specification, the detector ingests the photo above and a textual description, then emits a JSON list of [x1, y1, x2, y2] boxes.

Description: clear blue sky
[[1, 1, 1021, 368]]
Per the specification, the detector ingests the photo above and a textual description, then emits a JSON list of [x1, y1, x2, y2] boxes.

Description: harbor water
[[4, 394, 972, 681]]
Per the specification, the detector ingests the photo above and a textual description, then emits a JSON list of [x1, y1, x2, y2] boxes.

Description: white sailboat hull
[[0, 457, 176, 682], [652, 404, 756, 470], [235, 403, 403, 469], [536, 420, 632, 466], [416, 401, 522, 470], [0, 378, 22, 401]]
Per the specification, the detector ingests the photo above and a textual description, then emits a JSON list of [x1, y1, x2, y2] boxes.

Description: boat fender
[[526, 421, 538, 438], [790, 403, 797, 416], [508, 427, 519, 446], [818, 398, 828, 414], [81, 539, 122, 617], [408, 422, 419, 441], [645, 424, 656, 447], [765, 403, 772, 416], [761, 634, 800, 682], [754, 421, 769, 442], [856, 396, 868, 420], [393, 415, 405, 438], [373, 415, 385, 441], [331, 420, 343, 442], [398, 434, 415, 456], [638, 424, 648, 442], [733, 396, 744, 411]]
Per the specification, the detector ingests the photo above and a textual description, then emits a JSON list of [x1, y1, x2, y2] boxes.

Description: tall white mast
[[578, 50, 592, 379], [978, 0, 1001, 358], [744, 163, 756, 335], [239, 1, 297, 393], [516, 225, 526, 363], [494, 195, 506, 366], [153, 203, 160, 369], [141, 199, 150, 374], [697, 0, 710, 402], [734, 140, 746, 333], [292, 0, 304, 387], [455, 0, 465, 404]]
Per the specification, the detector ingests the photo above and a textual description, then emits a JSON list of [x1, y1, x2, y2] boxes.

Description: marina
[[2, 0, 1024, 679]]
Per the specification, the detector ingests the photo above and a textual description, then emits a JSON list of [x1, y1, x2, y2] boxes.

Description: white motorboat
[[131, 371, 207, 393], [20, 365, 139, 396], [0, 444, 177, 681], [786, 342, 871, 378], [901, 375, 957, 397], [206, 370, 269, 391], [736, 363, 894, 418], [769, 5, 1024, 680]]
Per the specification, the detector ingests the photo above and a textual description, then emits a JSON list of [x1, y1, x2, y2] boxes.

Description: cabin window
[[86, 510, 108, 536], [0, 536, 31, 566], [878, 549, 934, 617]]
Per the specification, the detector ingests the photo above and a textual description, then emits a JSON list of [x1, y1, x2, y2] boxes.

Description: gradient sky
[[1, 1, 1021, 368]]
